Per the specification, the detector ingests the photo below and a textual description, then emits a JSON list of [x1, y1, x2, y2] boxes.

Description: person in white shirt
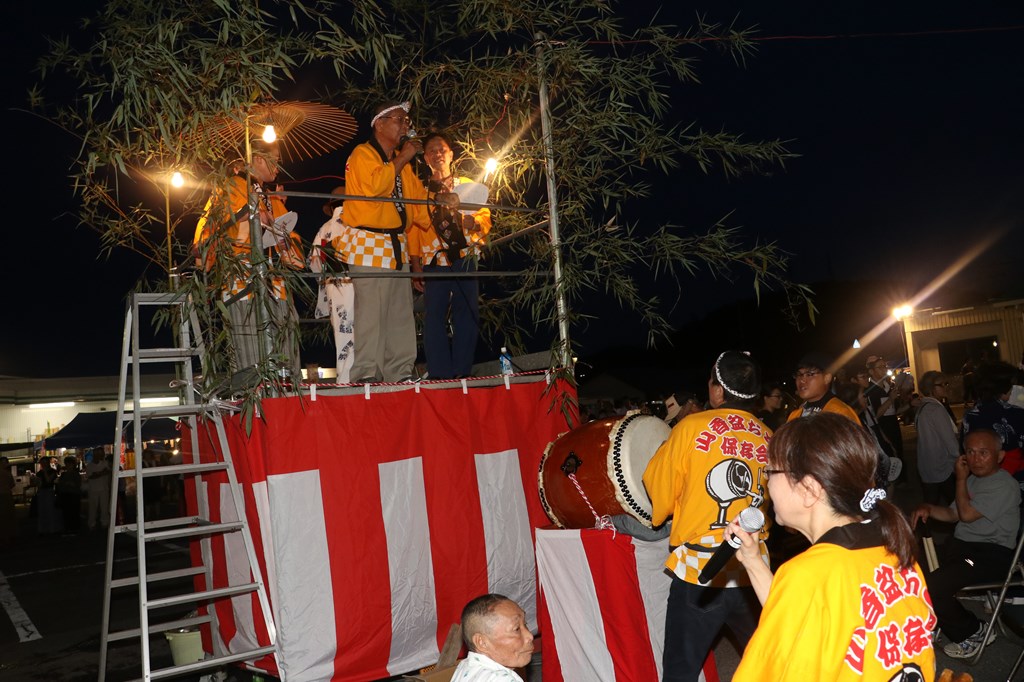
[[310, 186, 355, 383], [452, 594, 534, 682]]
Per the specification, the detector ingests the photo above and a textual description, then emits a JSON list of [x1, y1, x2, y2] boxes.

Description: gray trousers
[[227, 294, 301, 379], [348, 264, 416, 382]]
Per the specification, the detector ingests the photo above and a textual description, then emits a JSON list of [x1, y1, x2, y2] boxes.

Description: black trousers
[[925, 538, 1013, 643], [662, 577, 760, 681]]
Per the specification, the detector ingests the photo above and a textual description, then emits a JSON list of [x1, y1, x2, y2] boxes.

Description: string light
[[262, 125, 277, 143], [170, 171, 184, 188]]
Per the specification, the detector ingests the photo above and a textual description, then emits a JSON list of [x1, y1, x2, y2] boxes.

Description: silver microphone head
[[738, 506, 766, 533]]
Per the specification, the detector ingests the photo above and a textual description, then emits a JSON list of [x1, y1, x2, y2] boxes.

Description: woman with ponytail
[[729, 412, 935, 681]]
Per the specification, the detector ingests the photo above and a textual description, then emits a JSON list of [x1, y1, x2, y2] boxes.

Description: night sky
[[3, 1, 1023, 379]]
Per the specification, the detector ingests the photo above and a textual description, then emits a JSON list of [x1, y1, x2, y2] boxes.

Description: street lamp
[[892, 304, 913, 370], [164, 170, 186, 280]]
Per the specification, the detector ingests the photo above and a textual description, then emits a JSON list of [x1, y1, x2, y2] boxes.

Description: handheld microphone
[[697, 507, 765, 584]]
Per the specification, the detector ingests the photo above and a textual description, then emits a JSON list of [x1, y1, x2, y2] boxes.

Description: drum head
[[607, 414, 670, 527], [538, 412, 669, 529]]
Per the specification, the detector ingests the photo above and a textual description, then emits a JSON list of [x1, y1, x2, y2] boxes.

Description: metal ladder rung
[[134, 292, 189, 305], [147, 583, 260, 610], [135, 520, 245, 542], [115, 515, 204, 533], [111, 566, 206, 589], [140, 462, 229, 477], [100, 291, 281, 682], [147, 645, 277, 680], [130, 348, 200, 362], [107, 613, 213, 642], [129, 403, 210, 418]]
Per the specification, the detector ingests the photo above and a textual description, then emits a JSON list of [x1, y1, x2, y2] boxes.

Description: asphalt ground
[[3, 420, 1024, 681]]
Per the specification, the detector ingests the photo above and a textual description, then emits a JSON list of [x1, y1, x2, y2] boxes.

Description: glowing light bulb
[[170, 171, 185, 188], [892, 304, 912, 320], [852, 339, 861, 349], [262, 125, 277, 143], [484, 158, 499, 175]]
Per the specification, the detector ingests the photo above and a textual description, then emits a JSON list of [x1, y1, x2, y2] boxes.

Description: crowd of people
[[193, 101, 492, 385], [569, 352, 1024, 680], [0, 445, 186, 544], [633, 351, 1024, 680]]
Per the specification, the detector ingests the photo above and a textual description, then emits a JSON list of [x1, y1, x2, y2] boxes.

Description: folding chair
[[955, 503, 1024, 664]]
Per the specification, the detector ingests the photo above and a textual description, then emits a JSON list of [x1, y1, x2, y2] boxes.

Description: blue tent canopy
[[38, 412, 180, 450]]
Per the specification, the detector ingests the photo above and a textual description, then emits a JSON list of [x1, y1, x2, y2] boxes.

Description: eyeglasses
[[793, 370, 822, 380], [383, 115, 412, 125], [764, 468, 788, 477]]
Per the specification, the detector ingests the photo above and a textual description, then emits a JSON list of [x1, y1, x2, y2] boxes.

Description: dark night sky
[[3, 1, 1023, 378]]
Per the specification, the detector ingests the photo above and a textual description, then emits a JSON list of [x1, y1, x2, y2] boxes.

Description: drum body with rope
[[538, 412, 670, 529]]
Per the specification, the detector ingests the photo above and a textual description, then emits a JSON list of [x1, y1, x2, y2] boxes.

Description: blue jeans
[[663, 576, 760, 682], [422, 258, 479, 379]]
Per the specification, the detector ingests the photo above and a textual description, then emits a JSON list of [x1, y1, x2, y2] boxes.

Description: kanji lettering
[[875, 565, 903, 606], [900, 567, 922, 596], [694, 431, 717, 452], [902, 616, 931, 658], [843, 626, 867, 674], [721, 437, 739, 456], [708, 417, 729, 435], [875, 622, 902, 669], [861, 585, 885, 630], [726, 414, 747, 431]]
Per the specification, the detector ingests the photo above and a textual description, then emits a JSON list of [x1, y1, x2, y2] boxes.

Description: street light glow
[[892, 304, 913, 320]]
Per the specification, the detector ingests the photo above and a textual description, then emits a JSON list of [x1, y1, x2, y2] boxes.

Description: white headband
[[371, 101, 411, 128], [713, 351, 757, 400]]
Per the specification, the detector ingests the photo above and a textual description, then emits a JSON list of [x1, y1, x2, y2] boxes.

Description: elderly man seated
[[452, 594, 534, 681], [910, 428, 1021, 658]]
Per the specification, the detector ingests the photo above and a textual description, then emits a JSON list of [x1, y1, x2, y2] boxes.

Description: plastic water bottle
[[499, 347, 513, 376]]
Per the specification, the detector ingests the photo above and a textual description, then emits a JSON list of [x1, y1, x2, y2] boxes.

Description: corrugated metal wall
[[904, 303, 1024, 381]]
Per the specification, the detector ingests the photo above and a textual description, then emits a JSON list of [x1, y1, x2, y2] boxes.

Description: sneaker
[[397, 375, 420, 384], [886, 458, 904, 482], [943, 623, 996, 658]]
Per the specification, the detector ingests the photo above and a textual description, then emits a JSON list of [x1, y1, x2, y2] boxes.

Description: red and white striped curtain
[[183, 378, 574, 681], [537, 529, 719, 682]]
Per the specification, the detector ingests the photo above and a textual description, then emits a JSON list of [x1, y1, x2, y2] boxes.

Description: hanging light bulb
[[262, 125, 277, 143], [170, 171, 185, 188], [484, 158, 499, 175]]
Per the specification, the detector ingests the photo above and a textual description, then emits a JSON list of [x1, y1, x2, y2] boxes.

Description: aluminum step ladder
[[98, 291, 282, 682]]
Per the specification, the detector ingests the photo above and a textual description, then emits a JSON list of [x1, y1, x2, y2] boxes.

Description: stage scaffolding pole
[[536, 34, 572, 369]]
